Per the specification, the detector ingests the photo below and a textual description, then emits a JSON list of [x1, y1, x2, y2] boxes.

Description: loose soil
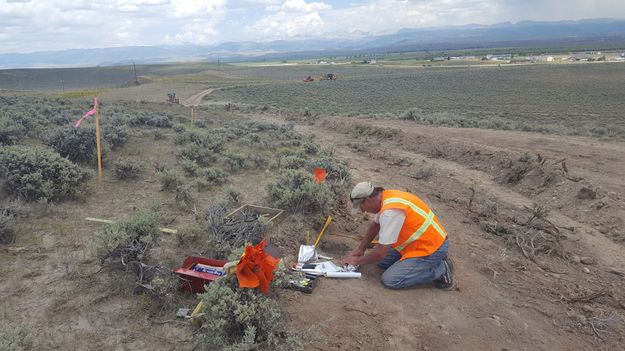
[[2, 95, 624, 350]]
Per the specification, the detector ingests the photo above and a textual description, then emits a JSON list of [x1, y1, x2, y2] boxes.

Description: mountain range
[[1, 18, 625, 69]]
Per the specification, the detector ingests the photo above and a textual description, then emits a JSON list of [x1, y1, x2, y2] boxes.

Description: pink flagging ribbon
[[75, 98, 98, 127]]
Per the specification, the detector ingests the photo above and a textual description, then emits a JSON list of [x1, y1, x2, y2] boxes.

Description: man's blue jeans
[[377, 239, 449, 289]]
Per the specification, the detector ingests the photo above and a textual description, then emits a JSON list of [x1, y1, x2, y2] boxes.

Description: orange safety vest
[[380, 190, 447, 259]]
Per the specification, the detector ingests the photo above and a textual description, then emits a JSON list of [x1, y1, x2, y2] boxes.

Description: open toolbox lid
[[173, 256, 227, 293]]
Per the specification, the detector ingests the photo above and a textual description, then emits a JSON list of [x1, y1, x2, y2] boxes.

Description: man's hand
[[346, 248, 365, 259], [343, 256, 360, 266]]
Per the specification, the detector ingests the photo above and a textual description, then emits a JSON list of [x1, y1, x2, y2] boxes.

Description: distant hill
[[1, 18, 625, 69]]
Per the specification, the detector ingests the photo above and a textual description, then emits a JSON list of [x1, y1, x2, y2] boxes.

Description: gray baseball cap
[[350, 181, 374, 215]]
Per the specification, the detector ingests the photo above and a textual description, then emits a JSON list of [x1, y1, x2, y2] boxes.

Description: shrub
[[222, 152, 247, 172], [301, 141, 319, 155], [113, 157, 144, 180], [153, 161, 167, 173], [0, 208, 17, 244], [101, 125, 130, 149], [89, 208, 161, 262], [194, 119, 208, 128], [197, 167, 229, 188], [194, 269, 311, 351], [157, 170, 185, 191], [174, 184, 192, 207], [129, 111, 172, 128], [249, 154, 270, 168], [153, 130, 166, 140], [266, 169, 332, 214], [353, 124, 397, 138], [0, 117, 27, 146], [172, 124, 186, 134], [177, 144, 218, 167], [0, 322, 35, 351], [224, 186, 242, 203], [178, 157, 200, 176], [518, 152, 533, 163], [307, 156, 352, 194], [0, 146, 91, 202], [44, 126, 108, 164], [279, 155, 307, 169], [175, 222, 202, 245], [195, 275, 281, 350]]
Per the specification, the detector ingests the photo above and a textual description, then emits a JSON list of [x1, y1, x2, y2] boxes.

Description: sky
[[1, 0, 624, 54]]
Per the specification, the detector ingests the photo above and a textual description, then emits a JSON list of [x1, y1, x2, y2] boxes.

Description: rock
[[580, 257, 595, 265], [577, 187, 596, 200], [582, 305, 594, 313], [582, 267, 590, 274], [570, 255, 581, 264]]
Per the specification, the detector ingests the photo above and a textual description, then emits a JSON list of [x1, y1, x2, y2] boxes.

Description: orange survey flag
[[236, 238, 281, 294], [314, 168, 327, 183]]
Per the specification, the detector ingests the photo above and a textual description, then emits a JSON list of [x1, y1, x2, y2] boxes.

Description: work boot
[[434, 257, 454, 291]]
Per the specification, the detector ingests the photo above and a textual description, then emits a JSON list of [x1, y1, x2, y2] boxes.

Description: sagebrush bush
[[279, 155, 307, 169], [174, 184, 192, 207], [129, 111, 172, 128], [195, 275, 281, 350], [177, 144, 218, 167], [224, 186, 242, 202], [0, 117, 27, 146], [307, 156, 352, 194], [89, 208, 161, 263], [172, 124, 186, 134], [249, 154, 270, 168], [178, 157, 200, 176], [197, 167, 229, 189], [0, 208, 17, 244], [195, 268, 311, 351], [157, 170, 186, 191], [222, 152, 247, 172], [44, 126, 109, 164], [0, 146, 91, 202], [0, 322, 35, 351], [113, 157, 144, 180], [266, 169, 332, 213], [153, 161, 167, 173], [101, 124, 130, 149]]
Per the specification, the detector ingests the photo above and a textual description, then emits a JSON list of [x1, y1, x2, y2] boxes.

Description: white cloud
[[244, 0, 331, 38], [1, 0, 625, 54], [171, 0, 226, 17]]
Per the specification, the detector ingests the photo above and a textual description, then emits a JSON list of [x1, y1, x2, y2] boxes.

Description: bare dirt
[[2, 96, 624, 350], [262, 112, 625, 351], [182, 89, 214, 106]]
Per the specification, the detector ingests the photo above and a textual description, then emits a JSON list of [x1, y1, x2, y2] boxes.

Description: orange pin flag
[[314, 168, 327, 183]]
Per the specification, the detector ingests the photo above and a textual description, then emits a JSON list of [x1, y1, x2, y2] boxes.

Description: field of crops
[[208, 63, 625, 139]]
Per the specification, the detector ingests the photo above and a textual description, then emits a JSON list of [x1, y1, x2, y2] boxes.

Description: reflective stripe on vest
[[383, 197, 447, 252]]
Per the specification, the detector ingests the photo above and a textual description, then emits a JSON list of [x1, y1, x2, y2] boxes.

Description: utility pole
[[133, 62, 139, 85], [60, 80, 64, 92], [217, 56, 220, 75]]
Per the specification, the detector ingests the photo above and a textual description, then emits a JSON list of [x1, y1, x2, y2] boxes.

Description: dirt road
[[181, 89, 214, 106], [256, 112, 625, 350]]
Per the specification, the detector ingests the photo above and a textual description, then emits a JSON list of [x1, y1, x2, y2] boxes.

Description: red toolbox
[[173, 256, 227, 293]]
